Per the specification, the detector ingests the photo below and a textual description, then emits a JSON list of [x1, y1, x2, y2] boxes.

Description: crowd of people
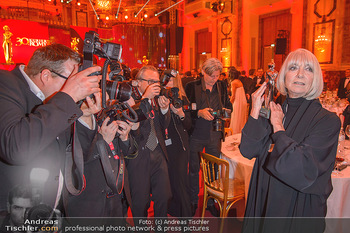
[[0, 44, 341, 233]]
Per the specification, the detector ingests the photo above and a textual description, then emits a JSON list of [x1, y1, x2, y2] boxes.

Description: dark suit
[[253, 75, 266, 92], [0, 67, 95, 212], [185, 79, 232, 205], [127, 100, 172, 217], [337, 77, 349, 99], [181, 76, 195, 89]]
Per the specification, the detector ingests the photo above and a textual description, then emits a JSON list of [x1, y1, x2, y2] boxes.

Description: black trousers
[[127, 144, 172, 217], [189, 132, 222, 205]]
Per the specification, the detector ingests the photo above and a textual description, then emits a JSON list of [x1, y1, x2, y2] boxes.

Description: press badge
[[165, 138, 172, 146]]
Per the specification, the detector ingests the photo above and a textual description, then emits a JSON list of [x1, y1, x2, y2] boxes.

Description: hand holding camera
[[61, 65, 102, 103], [143, 82, 161, 100], [158, 95, 170, 111], [99, 117, 133, 143], [170, 104, 185, 119], [115, 120, 133, 141], [198, 108, 214, 121]]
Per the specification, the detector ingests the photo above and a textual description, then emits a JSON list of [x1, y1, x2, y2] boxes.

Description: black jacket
[[0, 67, 96, 212]]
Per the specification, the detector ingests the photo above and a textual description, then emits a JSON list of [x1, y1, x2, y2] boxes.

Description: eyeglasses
[[138, 78, 160, 85], [50, 70, 68, 80]]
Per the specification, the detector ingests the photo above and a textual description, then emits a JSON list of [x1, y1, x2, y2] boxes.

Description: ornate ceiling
[[86, 0, 183, 22]]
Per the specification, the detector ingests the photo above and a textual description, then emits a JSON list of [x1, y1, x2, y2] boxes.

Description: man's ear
[[39, 69, 51, 85]]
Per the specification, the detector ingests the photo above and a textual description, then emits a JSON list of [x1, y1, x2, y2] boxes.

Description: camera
[[159, 69, 183, 109], [96, 98, 152, 126], [80, 31, 148, 127], [80, 31, 122, 71], [80, 31, 132, 108], [210, 110, 230, 132], [25, 204, 60, 231]]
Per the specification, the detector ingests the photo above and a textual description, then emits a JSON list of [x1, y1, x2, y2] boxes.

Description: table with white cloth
[[221, 134, 350, 222]]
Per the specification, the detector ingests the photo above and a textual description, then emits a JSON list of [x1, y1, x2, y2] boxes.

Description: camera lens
[[105, 80, 132, 102]]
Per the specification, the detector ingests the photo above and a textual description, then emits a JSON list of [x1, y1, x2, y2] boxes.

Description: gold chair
[[224, 127, 233, 137], [200, 152, 245, 218]]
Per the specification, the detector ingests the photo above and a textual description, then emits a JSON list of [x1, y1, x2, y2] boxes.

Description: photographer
[[65, 107, 136, 217], [0, 185, 34, 233], [0, 44, 101, 214], [127, 65, 172, 218], [185, 58, 232, 216], [163, 73, 192, 217]]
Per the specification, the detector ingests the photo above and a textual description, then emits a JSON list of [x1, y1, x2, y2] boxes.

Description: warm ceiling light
[[125, 15, 128, 19], [77, 0, 81, 6], [144, 13, 148, 18], [106, 16, 109, 20], [97, 0, 112, 10]]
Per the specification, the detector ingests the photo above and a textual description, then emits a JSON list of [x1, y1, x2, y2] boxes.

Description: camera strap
[[109, 142, 125, 195], [64, 122, 86, 196], [94, 134, 124, 195]]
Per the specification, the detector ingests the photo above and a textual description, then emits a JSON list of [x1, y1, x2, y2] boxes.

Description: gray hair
[[276, 48, 323, 100], [136, 65, 158, 80], [201, 58, 223, 76]]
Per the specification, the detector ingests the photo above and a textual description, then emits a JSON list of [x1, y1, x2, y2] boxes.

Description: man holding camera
[[0, 185, 34, 233], [185, 58, 232, 216], [0, 44, 101, 214], [127, 65, 172, 218]]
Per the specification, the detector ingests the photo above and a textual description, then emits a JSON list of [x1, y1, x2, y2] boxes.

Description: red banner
[[0, 19, 49, 64]]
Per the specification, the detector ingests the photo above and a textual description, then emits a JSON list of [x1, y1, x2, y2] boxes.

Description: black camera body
[[211, 110, 227, 132], [96, 98, 152, 127], [159, 69, 183, 109], [80, 31, 132, 107], [79, 31, 149, 126], [80, 31, 122, 71]]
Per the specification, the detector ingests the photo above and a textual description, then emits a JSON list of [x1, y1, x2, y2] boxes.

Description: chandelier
[[97, 0, 112, 11], [314, 27, 329, 53]]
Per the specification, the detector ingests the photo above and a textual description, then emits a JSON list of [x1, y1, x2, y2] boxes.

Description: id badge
[[165, 138, 172, 146]]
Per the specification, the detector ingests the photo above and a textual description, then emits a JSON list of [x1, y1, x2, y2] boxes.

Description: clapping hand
[[269, 102, 285, 133], [250, 82, 267, 119]]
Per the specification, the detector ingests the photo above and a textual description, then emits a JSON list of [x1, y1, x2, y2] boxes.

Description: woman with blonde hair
[[163, 72, 192, 217], [229, 68, 247, 134], [240, 48, 340, 232]]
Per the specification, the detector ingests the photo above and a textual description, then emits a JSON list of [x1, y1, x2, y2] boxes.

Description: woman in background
[[229, 68, 248, 134], [164, 73, 192, 217]]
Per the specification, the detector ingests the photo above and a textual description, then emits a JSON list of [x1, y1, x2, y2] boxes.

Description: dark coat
[[239, 98, 340, 232], [164, 97, 192, 217], [126, 99, 172, 217], [252, 75, 266, 92], [65, 133, 136, 217], [185, 79, 232, 132], [337, 77, 348, 99], [0, 67, 95, 212]]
